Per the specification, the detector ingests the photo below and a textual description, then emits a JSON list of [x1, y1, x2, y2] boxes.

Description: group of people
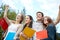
[[2, 5, 60, 40]]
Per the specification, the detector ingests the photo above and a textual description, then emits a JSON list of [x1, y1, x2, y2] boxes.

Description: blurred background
[[0, 0, 60, 40]]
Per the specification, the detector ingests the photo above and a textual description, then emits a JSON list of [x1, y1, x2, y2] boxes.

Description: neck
[[37, 19, 42, 22], [15, 21, 20, 24], [26, 23, 30, 27]]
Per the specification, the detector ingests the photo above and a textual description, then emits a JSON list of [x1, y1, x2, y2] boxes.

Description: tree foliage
[[0, 4, 16, 40]]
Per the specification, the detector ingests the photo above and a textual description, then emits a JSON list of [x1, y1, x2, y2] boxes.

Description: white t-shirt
[[33, 22, 44, 32], [33, 22, 44, 40], [4, 23, 23, 40], [8, 23, 20, 32]]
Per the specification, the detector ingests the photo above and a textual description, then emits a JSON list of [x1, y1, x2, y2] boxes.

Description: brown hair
[[18, 13, 24, 23], [43, 16, 54, 27], [36, 11, 44, 17], [23, 15, 33, 30]]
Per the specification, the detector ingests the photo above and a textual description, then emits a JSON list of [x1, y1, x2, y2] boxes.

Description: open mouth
[[17, 17, 19, 19]]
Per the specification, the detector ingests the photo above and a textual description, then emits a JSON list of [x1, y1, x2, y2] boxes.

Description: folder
[[36, 30, 48, 39], [23, 27, 36, 38], [20, 27, 36, 40], [20, 36, 26, 40], [0, 18, 8, 31], [4, 32, 15, 40]]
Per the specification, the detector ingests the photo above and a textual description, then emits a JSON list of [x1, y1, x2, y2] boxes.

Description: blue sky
[[1, 0, 60, 21], [0, 0, 60, 33], [0, 0, 2, 7]]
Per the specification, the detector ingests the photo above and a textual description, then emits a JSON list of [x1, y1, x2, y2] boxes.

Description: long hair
[[43, 16, 54, 27], [23, 15, 33, 30], [17, 13, 24, 24]]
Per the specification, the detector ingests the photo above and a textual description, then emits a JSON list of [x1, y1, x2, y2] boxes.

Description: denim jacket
[[43, 24, 56, 40]]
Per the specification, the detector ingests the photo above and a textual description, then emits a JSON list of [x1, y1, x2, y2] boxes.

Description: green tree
[[0, 4, 16, 40], [0, 4, 17, 20], [7, 10, 16, 20]]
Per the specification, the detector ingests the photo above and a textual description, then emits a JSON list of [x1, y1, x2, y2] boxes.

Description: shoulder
[[18, 24, 24, 26], [47, 24, 55, 29], [48, 24, 55, 27]]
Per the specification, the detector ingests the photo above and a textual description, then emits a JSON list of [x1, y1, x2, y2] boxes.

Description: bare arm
[[54, 5, 60, 25], [4, 5, 9, 18], [14, 24, 23, 39], [3, 5, 11, 25]]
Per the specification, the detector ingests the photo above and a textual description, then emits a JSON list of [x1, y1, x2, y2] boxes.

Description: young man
[[33, 11, 44, 40]]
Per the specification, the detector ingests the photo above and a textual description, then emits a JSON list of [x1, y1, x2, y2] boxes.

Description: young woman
[[3, 5, 24, 40], [20, 15, 33, 40], [43, 16, 56, 40]]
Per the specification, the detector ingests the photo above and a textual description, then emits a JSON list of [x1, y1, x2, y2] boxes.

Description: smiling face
[[36, 12, 43, 21], [25, 16, 32, 24], [43, 16, 53, 25], [16, 14, 23, 23], [44, 17, 48, 25]]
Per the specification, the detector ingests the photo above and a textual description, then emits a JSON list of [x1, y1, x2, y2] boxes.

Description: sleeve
[[47, 24, 56, 40]]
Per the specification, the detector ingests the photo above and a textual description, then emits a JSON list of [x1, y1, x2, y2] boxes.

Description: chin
[[38, 19, 41, 20], [26, 22, 28, 24]]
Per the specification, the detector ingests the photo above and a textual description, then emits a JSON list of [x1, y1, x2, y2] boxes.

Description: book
[[4, 32, 15, 40], [0, 18, 8, 31], [36, 30, 48, 39], [20, 36, 26, 40], [20, 27, 36, 40], [23, 27, 36, 38]]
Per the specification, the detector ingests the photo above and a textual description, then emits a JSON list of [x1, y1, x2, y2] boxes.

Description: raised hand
[[4, 5, 9, 18], [5, 5, 9, 11]]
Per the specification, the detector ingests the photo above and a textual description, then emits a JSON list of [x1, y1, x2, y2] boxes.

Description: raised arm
[[3, 5, 10, 25], [54, 5, 60, 25], [4, 5, 9, 18]]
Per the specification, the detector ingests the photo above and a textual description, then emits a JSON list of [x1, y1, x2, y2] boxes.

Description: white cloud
[[20, 0, 34, 12], [2, 0, 60, 21], [19, 0, 34, 16], [19, 0, 36, 21], [36, 0, 59, 19], [2, 0, 17, 10]]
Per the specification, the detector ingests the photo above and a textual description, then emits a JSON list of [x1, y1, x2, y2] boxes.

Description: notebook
[[20, 26, 36, 40], [20, 36, 26, 40], [0, 18, 8, 31], [4, 32, 15, 40], [23, 26, 36, 38], [36, 30, 48, 39]]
